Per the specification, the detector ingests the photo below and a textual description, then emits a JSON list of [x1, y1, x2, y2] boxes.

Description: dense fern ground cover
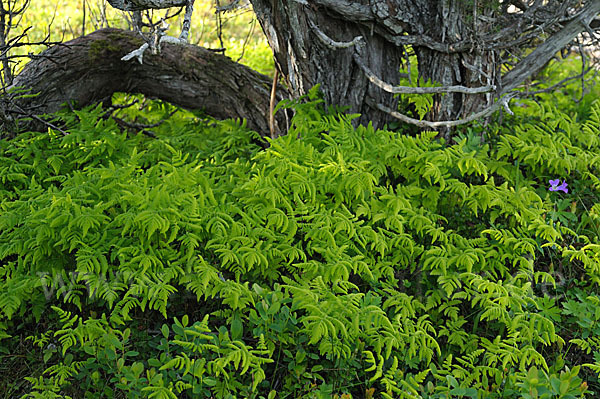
[[2, 85, 600, 398]]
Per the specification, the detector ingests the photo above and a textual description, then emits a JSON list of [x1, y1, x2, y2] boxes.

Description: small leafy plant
[[1, 90, 600, 397]]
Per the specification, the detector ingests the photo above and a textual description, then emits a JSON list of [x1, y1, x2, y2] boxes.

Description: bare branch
[[501, 0, 600, 94], [106, 0, 188, 12], [373, 93, 517, 129], [121, 28, 185, 62], [269, 68, 279, 139], [307, 18, 362, 49], [353, 51, 496, 95], [308, 17, 497, 95], [179, 0, 194, 42], [110, 107, 177, 137], [112, 116, 158, 137], [521, 65, 596, 97], [5, 95, 69, 136], [8, 28, 289, 135]]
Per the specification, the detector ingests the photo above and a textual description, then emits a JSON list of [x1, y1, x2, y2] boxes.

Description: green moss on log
[[88, 32, 144, 63]]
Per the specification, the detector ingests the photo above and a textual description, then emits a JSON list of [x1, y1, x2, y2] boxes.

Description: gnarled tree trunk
[[412, 1, 499, 122], [249, 0, 600, 130], [251, 0, 403, 128], [5, 28, 288, 135]]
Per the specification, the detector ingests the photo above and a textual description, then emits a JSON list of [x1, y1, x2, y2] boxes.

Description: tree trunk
[[6, 28, 288, 135], [249, 0, 599, 130], [250, 0, 403, 128], [249, 0, 499, 128], [413, 1, 498, 123]]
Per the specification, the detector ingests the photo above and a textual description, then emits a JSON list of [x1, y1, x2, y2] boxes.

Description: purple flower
[[549, 179, 568, 193]]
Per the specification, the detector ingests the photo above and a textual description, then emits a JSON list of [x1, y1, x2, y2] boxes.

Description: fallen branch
[[373, 93, 516, 129], [6, 28, 289, 135]]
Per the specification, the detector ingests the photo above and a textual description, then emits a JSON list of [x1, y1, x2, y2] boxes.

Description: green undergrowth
[[2, 90, 600, 398]]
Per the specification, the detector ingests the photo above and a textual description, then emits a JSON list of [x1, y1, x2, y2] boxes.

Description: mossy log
[[8, 28, 288, 135]]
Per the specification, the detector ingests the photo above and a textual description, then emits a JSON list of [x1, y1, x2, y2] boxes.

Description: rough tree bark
[[407, 1, 499, 122], [251, 0, 403, 128], [249, 0, 600, 129], [7, 28, 288, 135]]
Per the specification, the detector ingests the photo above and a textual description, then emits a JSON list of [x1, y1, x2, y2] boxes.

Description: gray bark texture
[[250, 0, 403, 128], [106, 0, 188, 11], [248, 0, 600, 128], [7, 28, 288, 135]]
